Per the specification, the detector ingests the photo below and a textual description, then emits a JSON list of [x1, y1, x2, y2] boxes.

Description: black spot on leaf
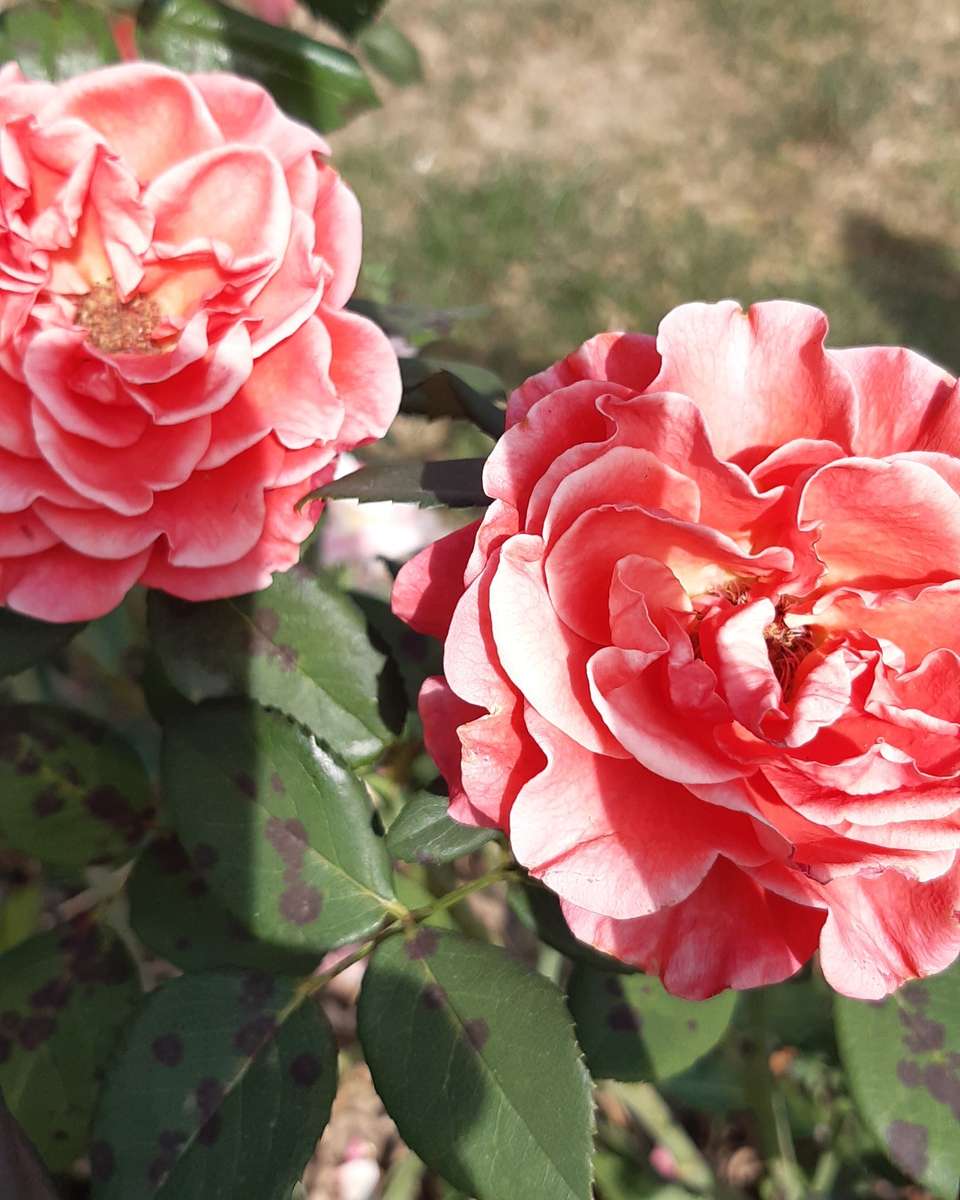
[[197, 1112, 222, 1146], [85, 785, 145, 845], [923, 1062, 960, 1119], [18, 1016, 55, 1050], [279, 883, 323, 926], [234, 771, 256, 797], [195, 1076, 224, 1117], [607, 1004, 640, 1034], [464, 1018, 490, 1051], [29, 978, 71, 1011], [421, 984, 446, 1010], [152, 1033, 184, 1067], [404, 929, 439, 961], [897, 1059, 922, 1087], [239, 973, 274, 1010], [15, 752, 40, 775], [898, 1004, 945, 1054], [885, 1120, 928, 1178], [289, 1053, 322, 1087], [264, 817, 309, 869], [33, 788, 64, 818], [234, 1015, 276, 1056], [151, 836, 191, 874]]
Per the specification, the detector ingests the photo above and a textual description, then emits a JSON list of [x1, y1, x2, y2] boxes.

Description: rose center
[[764, 598, 814, 694], [74, 283, 162, 355]]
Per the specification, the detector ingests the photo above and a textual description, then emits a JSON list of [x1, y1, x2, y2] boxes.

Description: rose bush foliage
[[394, 300, 960, 1000], [0, 61, 399, 621]]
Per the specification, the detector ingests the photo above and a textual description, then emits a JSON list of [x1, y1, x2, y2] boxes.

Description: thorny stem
[[740, 989, 808, 1200], [300, 863, 521, 999], [406, 863, 521, 920]]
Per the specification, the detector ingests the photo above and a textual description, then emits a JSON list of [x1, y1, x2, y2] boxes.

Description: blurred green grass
[[336, 0, 960, 385]]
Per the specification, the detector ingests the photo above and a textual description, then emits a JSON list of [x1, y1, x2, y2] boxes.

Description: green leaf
[[90, 972, 336, 1200], [836, 968, 960, 1198], [0, 0, 119, 79], [129, 834, 322, 977], [400, 359, 506, 439], [139, 0, 378, 132], [0, 705, 153, 870], [509, 883, 635, 974], [300, 0, 385, 37], [0, 880, 42, 954], [0, 921, 140, 1171], [0, 611, 83, 681], [567, 964, 736, 1082], [163, 700, 395, 955], [148, 567, 393, 767], [303, 459, 490, 509], [0, 1091, 61, 1200], [358, 19, 423, 86], [387, 791, 496, 865], [358, 929, 594, 1200], [392, 872, 457, 932], [350, 593, 442, 716]]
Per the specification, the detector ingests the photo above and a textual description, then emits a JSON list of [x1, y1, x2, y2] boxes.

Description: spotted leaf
[[148, 567, 392, 766], [566, 964, 736, 1082], [162, 700, 396, 955], [129, 834, 322, 977], [0, 705, 152, 870], [90, 972, 336, 1200], [836, 967, 960, 1198], [0, 921, 140, 1171]]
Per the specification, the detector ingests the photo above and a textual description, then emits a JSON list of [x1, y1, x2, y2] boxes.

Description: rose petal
[[562, 858, 826, 999], [832, 345, 957, 458], [512, 710, 769, 918], [190, 72, 329, 167], [489, 534, 627, 757], [321, 307, 401, 448], [818, 863, 960, 998], [43, 64, 223, 183], [392, 519, 480, 639], [1, 542, 150, 622], [507, 330, 660, 426], [651, 300, 857, 464]]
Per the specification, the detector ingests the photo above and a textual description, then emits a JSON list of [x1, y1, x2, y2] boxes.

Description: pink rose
[[0, 62, 399, 621], [393, 300, 960, 1000]]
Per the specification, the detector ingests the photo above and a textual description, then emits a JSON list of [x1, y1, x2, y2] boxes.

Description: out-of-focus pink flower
[[393, 300, 960, 1000], [336, 1139, 380, 1200], [0, 62, 400, 621], [246, 0, 298, 24], [649, 1145, 680, 1180]]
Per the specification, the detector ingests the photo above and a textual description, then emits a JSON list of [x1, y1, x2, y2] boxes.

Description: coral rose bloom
[[393, 300, 960, 1000], [0, 62, 399, 621]]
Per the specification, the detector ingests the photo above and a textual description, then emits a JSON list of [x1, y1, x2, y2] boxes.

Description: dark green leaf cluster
[[0, 567, 736, 1200], [4, 563, 949, 1200]]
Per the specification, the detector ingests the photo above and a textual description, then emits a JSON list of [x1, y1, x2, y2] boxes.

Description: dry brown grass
[[335, 0, 960, 382]]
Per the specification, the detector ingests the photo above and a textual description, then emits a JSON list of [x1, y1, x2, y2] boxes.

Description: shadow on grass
[[844, 213, 960, 374]]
